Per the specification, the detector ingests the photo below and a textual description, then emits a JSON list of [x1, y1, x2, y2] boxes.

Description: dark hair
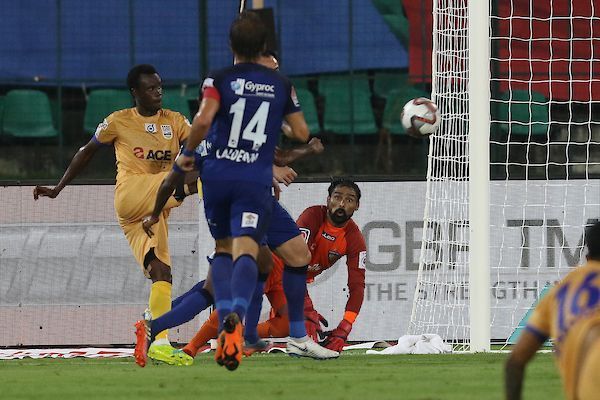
[[126, 64, 158, 90], [328, 179, 361, 202], [230, 11, 267, 60], [585, 221, 600, 260]]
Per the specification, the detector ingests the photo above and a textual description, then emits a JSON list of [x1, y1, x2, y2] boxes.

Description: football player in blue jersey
[[170, 12, 330, 370]]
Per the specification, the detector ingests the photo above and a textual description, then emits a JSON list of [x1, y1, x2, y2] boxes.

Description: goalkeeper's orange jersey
[[526, 259, 600, 400], [93, 107, 191, 182]]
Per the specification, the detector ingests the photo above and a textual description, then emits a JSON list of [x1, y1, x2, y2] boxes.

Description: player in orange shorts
[[183, 179, 367, 356], [505, 221, 600, 400]]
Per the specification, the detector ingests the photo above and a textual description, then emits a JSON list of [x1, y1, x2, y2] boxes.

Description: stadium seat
[[1, 90, 58, 138], [319, 75, 377, 135], [162, 92, 191, 119], [496, 90, 549, 136], [381, 86, 430, 134], [83, 89, 131, 134], [294, 87, 320, 134], [373, 71, 410, 100]]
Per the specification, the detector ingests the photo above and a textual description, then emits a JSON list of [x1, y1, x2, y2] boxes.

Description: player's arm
[[505, 329, 545, 400], [323, 230, 367, 352], [141, 168, 185, 237], [274, 137, 324, 167], [33, 139, 102, 200], [176, 87, 220, 171], [283, 111, 310, 143]]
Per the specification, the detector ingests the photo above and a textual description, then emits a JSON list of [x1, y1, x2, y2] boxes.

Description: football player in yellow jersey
[[505, 221, 600, 400], [33, 64, 196, 366]]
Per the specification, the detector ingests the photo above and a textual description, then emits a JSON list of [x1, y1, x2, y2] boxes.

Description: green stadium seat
[[2, 90, 58, 138], [162, 92, 191, 119], [84, 89, 131, 134], [319, 75, 377, 135], [294, 87, 320, 134], [382, 86, 430, 134], [373, 72, 410, 99], [496, 90, 549, 136]]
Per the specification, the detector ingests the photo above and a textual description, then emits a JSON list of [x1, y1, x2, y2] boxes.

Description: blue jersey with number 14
[[200, 62, 301, 185]]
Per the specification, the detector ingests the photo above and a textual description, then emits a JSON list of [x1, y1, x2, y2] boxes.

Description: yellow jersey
[[94, 107, 191, 181], [527, 259, 600, 399]]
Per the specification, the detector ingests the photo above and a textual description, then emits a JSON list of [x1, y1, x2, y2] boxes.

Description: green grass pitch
[[0, 351, 561, 400]]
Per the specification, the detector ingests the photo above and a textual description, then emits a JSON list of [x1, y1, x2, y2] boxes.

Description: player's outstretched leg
[[135, 310, 193, 367], [216, 312, 243, 371], [282, 265, 338, 360], [134, 316, 150, 367]]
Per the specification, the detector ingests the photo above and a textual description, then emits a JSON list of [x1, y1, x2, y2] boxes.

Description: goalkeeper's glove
[[304, 294, 328, 342], [322, 319, 353, 352]]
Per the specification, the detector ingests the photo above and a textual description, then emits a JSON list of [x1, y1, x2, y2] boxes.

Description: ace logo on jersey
[[145, 123, 157, 134]]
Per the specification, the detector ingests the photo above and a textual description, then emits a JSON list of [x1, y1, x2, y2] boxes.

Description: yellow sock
[[149, 281, 172, 341]]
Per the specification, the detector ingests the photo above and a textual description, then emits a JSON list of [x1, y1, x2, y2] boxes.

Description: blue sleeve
[[283, 78, 302, 116]]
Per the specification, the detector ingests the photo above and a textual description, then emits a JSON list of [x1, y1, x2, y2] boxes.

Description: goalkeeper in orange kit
[[183, 179, 367, 356]]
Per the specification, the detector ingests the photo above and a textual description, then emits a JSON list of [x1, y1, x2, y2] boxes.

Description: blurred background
[[0, 0, 432, 182], [0, 0, 597, 182]]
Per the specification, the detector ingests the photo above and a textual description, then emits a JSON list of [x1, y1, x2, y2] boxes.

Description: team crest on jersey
[[322, 231, 336, 241], [145, 123, 157, 134], [328, 250, 341, 264], [161, 124, 173, 139], [241, 212, 259, 228]]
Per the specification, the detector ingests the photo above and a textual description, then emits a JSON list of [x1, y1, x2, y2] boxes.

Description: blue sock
[[283, 265, 308, 338], [211, 253, 233, 331], [171, 280, 206, 308], [244, 273, 268, 344], [151, 281, 213, 338], [231, 254, 258, 321]]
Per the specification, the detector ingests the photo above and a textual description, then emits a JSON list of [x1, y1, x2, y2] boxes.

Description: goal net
[[408, 0, 600, 350]]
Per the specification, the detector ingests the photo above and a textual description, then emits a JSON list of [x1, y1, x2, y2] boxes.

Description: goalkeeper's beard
[[329, 208, 350, 225]]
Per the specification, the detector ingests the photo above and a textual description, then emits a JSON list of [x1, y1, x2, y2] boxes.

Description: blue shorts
[[202, 179, 273, 242], [264, 198, 301, 249]]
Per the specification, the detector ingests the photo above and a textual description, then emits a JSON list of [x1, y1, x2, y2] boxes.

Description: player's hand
[[273, 165, 297, 186], [33, 186, 60, 200], [322, 319, 353, 352], [308, 137, 324, 154], [304, 294, 328, 342], [142, 215, 159, 238], [175, 153, 195, 172], [272, 178, 282, 200]]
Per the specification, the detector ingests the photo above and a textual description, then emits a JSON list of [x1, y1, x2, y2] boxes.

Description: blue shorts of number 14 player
[[202, 179, 273, 242]]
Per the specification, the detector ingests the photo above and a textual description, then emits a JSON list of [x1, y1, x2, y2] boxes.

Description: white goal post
[[409, 0, 600, 351]]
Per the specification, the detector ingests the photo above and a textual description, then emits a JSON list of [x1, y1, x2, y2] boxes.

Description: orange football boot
[[134, 320, 149, 367], [215, 313, 243, 371]]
